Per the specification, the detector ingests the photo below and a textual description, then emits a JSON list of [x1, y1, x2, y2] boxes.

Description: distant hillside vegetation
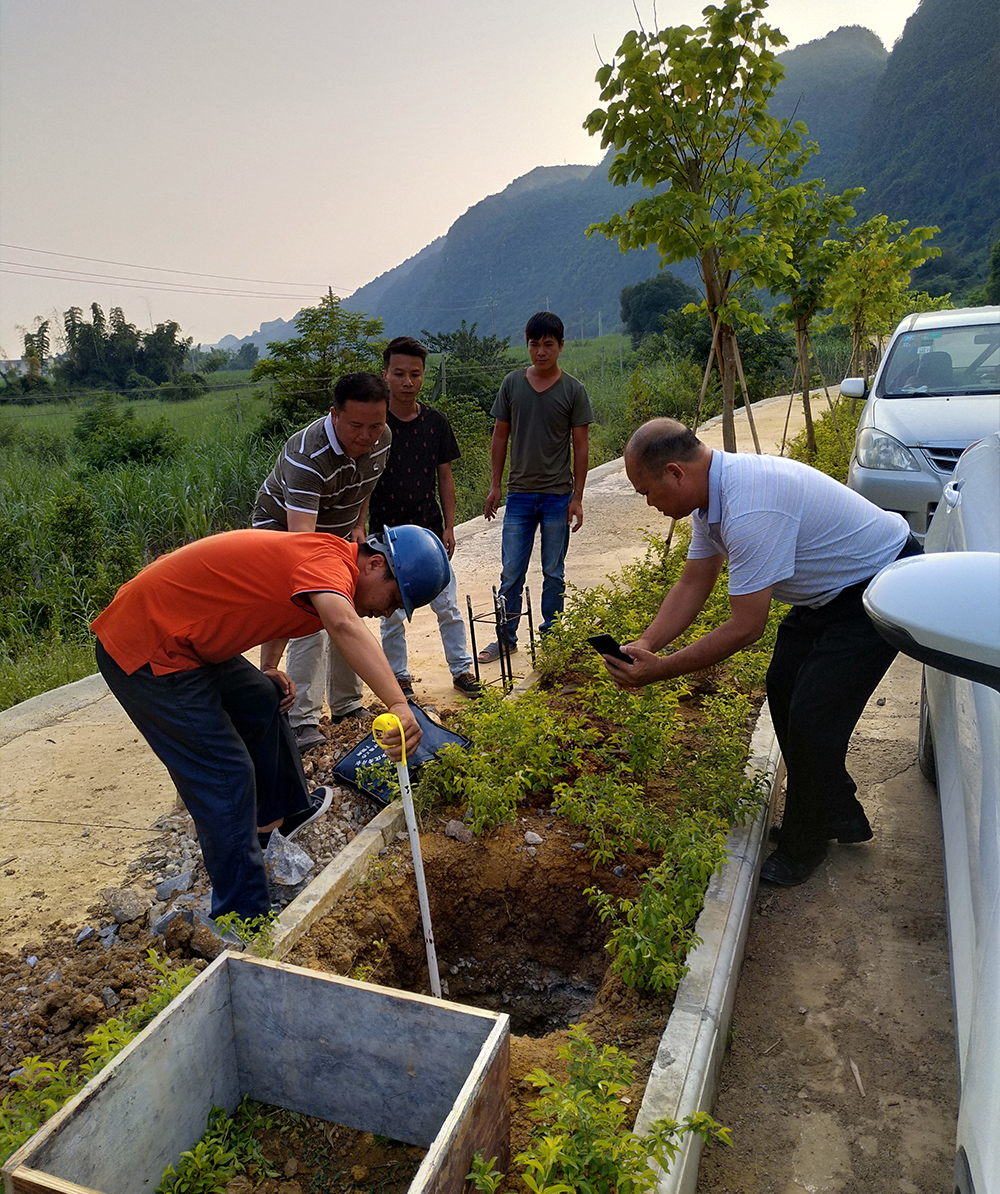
[[341, 161, 682, 341], [770, 26, 888, 184], [338, 23, 908, 341], [217, 3, 996, 351], [838, 0, 1000, 296]]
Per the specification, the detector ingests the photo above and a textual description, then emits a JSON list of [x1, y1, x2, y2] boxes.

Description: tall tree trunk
[[718, 324, 738, 453], [795, 317, 815, 456], [702, 253, 736, 452]]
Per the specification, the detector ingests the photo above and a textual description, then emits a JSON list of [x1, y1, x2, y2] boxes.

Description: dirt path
[[697, 653, 956, 1193]]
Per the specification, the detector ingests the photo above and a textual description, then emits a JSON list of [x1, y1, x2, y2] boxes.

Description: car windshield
[[878, 323, 1000, 398]]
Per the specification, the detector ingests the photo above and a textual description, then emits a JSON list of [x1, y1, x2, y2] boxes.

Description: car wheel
[[917, 673, 936, 784]]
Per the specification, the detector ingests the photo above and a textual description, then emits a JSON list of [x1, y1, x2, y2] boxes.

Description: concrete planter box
[[3, 953, 510, 1194]]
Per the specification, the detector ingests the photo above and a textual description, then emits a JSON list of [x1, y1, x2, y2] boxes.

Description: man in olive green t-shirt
[[481, 311, 594, 660]]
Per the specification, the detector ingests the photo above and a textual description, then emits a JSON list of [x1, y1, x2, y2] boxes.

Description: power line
[[0, 242, 347, 291], [0, 263, 321, 302]]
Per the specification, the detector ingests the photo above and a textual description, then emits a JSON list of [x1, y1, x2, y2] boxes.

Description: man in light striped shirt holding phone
[[600, 417, 920, 888]]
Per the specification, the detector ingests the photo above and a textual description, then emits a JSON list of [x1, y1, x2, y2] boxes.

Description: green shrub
[[22, 430, 68, 464], [468, 1025, 730, 1193], [413, 532, 777, 995], [125, 369, 156, 392], [157, 373, 207, 402], [78, 418, 182, 470], [786, 399, 861, 482]]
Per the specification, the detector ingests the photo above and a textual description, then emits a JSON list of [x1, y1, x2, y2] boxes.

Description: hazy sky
[[0, 0, 920, 357]]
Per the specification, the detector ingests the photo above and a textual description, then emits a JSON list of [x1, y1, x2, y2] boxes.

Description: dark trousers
[[96, 641, 310, 919], [765, 537, 922, 863]]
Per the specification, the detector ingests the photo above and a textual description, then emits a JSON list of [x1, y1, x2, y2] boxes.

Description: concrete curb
[[0, 673, 108, 747], [635, 700, 783, 1194], [272, 800, 407, 959]]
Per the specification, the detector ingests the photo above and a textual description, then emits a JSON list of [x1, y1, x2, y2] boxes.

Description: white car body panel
[[864, 433, 1000, 1194]]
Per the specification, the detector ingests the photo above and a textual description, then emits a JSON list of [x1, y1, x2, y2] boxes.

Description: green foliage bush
[[786, 399, 861, 481], [22, 429, 68, 465], [651, 306, 795, 407], [415, 531, 777, 994], [470, 1025, 730, 1193], [157, 373, 207, 403], [73, 393, 183, 470], [625, 358, 711, 428]]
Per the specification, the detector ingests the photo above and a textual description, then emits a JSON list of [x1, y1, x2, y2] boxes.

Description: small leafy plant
[[351, 938, 389, 983], [214, 910, 278, 958], [156, 1098, 280, 1193], [587, 810, 730, 994], [356, 756, 401, 804], [467, 1026, 730, 1194], [0, 1059, 84, 1161]]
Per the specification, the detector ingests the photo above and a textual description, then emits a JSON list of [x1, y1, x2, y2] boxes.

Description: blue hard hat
[[367, 525, 450, 620]]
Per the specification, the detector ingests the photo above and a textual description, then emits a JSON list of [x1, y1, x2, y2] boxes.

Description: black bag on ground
[[332, 701, 471, 806]]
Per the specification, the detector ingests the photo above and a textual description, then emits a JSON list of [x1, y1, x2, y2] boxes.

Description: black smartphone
[[587, 634, 634, 665]]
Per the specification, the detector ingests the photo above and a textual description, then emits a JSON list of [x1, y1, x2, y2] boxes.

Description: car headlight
[[855, 428, 921, 471]]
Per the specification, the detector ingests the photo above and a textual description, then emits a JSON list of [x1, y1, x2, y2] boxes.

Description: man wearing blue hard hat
[[91, 524, 450, 921]]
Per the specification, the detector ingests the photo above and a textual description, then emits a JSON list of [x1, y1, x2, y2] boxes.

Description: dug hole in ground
[[1, 395, 956, 1192]]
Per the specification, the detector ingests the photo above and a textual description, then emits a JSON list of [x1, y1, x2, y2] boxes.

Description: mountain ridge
[[217, 5, 996, 350]]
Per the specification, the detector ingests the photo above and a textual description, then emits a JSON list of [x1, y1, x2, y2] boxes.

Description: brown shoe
[[453, 672, 483, 698]]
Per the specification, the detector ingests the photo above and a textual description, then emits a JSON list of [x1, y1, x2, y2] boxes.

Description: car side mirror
[[863, 554, 1000, 691], [839, 377, 866, 399]]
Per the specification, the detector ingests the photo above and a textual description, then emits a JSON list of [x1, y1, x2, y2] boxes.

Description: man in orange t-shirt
[[92, 528, 443, 921]]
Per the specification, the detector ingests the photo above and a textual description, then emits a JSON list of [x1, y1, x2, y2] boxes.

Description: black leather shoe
[[831, 815, 873, 843], [769, 813, 873, 845], [760, 849, 825, 886]]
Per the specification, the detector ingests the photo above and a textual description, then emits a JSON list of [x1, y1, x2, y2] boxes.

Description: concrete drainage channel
[[2, 669, 781, 1193]]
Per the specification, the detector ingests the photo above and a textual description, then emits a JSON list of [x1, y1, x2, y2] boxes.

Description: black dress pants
[[765, 537, 922, 863]]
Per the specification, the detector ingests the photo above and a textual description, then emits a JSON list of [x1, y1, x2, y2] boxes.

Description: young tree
[[421, 319, 519, 413], [584, 0, 817, 450], [252, 292, 384, 433], [828, 215, 943, 381], [769, 185, 862, 454], [231, 343, 259, 370]]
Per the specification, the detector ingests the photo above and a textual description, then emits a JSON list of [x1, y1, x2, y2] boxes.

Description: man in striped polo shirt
[[253, 371, 391, 750], [599, 418, 920, 887]]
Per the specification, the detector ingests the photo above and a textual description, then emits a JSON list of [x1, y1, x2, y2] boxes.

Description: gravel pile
[[111, 717, 385, 928]]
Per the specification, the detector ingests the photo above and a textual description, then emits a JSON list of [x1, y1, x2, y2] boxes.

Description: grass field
[[0, 354, 647, 710], [0, 328, 793, 709]]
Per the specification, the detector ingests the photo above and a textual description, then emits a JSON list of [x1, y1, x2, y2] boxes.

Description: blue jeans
[[497, 492, 572, 646], [95, 641, 310, 919], [381, 565, 473, 679]]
